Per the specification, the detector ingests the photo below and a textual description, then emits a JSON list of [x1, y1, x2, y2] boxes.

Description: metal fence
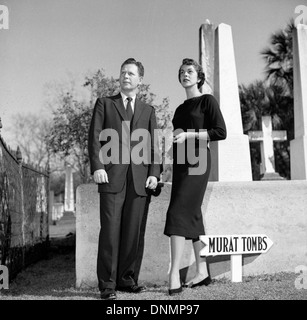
[[0, 127, 49, 281]]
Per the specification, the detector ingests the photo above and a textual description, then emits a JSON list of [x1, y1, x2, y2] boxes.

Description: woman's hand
[[173, 132, 195, 143]]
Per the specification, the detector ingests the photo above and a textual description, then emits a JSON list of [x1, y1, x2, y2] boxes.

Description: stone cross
[[290, 24, 307, 180], [64, 164, 74, 212], [199, 22, 252, 181], [248, 116, 287, 180]]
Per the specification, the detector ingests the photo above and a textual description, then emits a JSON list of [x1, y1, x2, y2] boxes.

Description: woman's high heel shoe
[[189, 276, 212, 288], [168, 286, 182, 296]]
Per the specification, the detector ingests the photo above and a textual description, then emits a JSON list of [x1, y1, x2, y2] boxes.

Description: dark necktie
[[126, 97, 134, 123]]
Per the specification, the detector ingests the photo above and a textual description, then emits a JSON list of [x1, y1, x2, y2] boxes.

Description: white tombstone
[[248, 116, 287, 180], [200, 23, 252, 181], [64, 164, 74, 212], [290, 24, 307, 180], [53, 203, 64, 221], [49, 190, 55, 224]]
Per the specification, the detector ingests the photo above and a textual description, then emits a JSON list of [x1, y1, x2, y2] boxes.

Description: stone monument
[[200, 22, 252, 181], [64, 164, 74, 212], [199, 20, 215, 95], [248, 116, 287, 180], [290, 24, 307, 180]]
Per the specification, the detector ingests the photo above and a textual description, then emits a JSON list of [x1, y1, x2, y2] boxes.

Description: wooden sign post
[[200, 234, 274, 282]]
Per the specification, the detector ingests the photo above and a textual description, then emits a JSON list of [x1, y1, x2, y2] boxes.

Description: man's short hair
[[121, 58, 144, 77]]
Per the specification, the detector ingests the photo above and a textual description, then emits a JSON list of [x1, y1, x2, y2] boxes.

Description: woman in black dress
[[164, 58, 226, 295]]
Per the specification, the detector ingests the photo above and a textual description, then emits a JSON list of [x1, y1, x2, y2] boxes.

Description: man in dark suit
[[88, 58, 161, 300]]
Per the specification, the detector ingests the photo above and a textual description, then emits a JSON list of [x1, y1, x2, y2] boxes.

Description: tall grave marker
[[199, 20, 215, 95], [290, 24, 307, 180], [200, 22, 252, 181]]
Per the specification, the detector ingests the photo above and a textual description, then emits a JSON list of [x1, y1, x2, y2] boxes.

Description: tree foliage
[[47, 93, 92, 182], [261, 20, 295, 97], [239, 81, 293, 138], [8, 113, 51, 168]]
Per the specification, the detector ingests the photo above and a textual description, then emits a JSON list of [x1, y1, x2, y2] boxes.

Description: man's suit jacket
[[88, 93, 161, 196]]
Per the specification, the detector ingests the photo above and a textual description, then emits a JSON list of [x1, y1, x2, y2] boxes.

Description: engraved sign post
[[200, 234, 274, 282]]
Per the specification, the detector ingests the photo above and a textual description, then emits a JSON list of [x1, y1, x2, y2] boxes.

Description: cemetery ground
[[0, 213, 306, 301]]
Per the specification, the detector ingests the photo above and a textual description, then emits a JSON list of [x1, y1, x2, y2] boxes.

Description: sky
[[0, 0, 304, 147]]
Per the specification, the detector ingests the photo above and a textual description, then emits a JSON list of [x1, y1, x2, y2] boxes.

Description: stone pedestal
[[261, 172, 285, 181], [291, 24, 307, 180], [291, 136, 307, 179], [209, 135, 252, 181]]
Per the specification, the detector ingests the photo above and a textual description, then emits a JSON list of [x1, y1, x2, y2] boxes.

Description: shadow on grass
[[1, 246, 99, 300], [2, 239, 305, 300]]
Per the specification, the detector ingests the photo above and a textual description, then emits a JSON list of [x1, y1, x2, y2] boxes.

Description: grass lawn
[[1, 213, 306, 302], [1, 247, 306, 301]]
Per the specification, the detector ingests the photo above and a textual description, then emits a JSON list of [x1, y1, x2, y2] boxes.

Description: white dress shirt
[[120, 92, 136, 113]]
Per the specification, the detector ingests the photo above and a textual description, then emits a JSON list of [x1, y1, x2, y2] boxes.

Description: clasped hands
[[93, 169, 158, 189]]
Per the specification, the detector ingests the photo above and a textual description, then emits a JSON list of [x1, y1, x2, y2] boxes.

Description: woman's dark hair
[[121, 58, 144, 77], [178, 58, 205, 89]]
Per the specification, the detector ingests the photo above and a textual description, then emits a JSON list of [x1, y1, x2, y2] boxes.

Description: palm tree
[[239, 80, 288, 132], [261, 20, 296, 142], [239, 80, 267, 133], [261, 20, 295, 97]]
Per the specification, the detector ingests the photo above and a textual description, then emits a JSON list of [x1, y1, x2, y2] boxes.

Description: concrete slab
[[76, 181, 307, 288]]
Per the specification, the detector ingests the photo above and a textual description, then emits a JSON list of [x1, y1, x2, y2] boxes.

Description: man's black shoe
[[100, 288, 117, 300], [116, 285, 146, 293]]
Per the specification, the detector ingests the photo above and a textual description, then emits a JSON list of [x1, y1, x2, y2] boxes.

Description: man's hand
[[93, 169, 109, 184], [145, 176, 158, 190]]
